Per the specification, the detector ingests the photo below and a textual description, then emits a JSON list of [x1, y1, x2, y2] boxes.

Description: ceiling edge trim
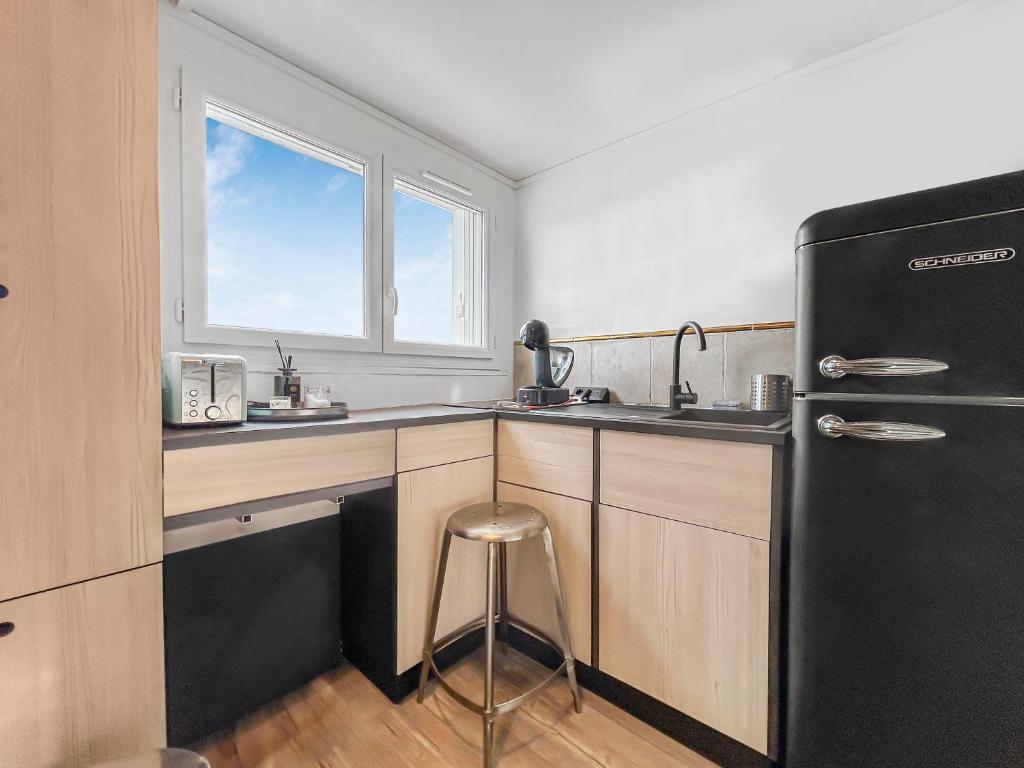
[[164, 3, 518, 190], [512, 0, 975, 190]]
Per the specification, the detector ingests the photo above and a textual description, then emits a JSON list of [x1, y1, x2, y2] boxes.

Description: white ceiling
[[191, 0, 965, 182]]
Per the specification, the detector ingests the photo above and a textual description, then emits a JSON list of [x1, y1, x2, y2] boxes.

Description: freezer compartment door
[[786, 398, 1024, 768], [795, 207, 1024, 396]]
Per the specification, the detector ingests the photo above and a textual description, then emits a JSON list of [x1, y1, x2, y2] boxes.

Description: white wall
[[158, 5, 516, 408], [515, 1, 1024, 339]]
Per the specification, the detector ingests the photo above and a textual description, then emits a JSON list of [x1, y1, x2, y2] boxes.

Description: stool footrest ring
[[423, 614, 574, 717]]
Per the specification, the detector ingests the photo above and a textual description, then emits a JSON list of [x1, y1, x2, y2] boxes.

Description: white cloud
[[207, 242, 236, 280], [206, 124, 254, 188], [396, 254, 449, 282], [323, 172, 348, 195], [208, 181, 276, 214]]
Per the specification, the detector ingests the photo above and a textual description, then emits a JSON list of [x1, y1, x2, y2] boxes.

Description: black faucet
[[669, 321, 707, 410]]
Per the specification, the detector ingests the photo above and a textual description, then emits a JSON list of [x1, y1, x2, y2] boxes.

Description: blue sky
[[206, 115, 456, 343]]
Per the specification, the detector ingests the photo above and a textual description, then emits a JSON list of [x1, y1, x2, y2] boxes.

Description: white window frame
[[180, 63, 382, 353], [383, 162, 492, 359]]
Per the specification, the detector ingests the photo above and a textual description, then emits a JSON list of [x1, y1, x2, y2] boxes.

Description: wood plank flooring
[[195, 648, 718, 768]]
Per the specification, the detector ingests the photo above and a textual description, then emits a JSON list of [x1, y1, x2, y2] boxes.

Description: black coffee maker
[[516, 319, 574, 406]]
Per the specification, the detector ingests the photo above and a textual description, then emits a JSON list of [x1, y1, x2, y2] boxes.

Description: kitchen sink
[[658, 407, 789, 428], [529, 402, 789, 429]]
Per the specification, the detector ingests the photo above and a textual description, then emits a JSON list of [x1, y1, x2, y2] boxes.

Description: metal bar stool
[[417, 501, 582, 767]]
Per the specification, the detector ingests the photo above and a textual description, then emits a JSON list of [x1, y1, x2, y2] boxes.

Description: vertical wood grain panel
[[0, 0, 162, 600], [497, 420, 593, 500], [397, 456, 494, 673], [0, 565, 166, 767], [599, 504, 769, 754], [497, 482, 592, 665]]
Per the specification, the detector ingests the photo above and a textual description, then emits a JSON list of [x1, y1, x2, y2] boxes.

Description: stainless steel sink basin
[[658, 407, 789, 428], [526, 402, 789, 429]]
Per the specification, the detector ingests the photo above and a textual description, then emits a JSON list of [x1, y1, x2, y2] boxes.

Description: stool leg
[[484, 542, 499, 768], [541, 527, 582, 713], [418, 529, 453, 703], [497, 541, 509, 654]]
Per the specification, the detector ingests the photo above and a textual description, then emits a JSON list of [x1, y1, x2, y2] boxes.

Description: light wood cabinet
[[397, 418, 493, 472], [601, 430, 773, 540], [0, 565, 166, 767], [497, 420, 593, 501], [396, 456, 494, 673], [0, 0, 162, 601], [163, 430, 396, 516], [497, 482, 592, 665], [599, 504, 769, 754]]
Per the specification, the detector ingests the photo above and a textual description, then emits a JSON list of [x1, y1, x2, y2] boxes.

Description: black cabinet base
[[505, 626, 775, 768], [345, 627, 486, 704]]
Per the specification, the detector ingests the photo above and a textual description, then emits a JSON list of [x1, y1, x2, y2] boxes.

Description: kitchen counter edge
[[163, 403, 788, 450]]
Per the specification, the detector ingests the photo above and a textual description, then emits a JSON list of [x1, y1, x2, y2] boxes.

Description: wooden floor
[[195, 648, 718, 768]]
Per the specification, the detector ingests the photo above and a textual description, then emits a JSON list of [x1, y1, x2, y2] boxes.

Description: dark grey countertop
[[163, 401, 789, 450], [162, 404, 493, 450], [470, 401, 789, 446]]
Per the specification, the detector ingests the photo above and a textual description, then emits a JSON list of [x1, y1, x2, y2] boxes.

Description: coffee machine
[[516, 319, 574, 406]]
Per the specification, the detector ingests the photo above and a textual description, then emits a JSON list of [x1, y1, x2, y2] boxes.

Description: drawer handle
[[819, 355, 948, 380], [818, 414, 945, 442], [0, 622, 14, 638]]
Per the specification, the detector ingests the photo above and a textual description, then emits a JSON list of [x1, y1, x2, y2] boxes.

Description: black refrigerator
[[786, 171, 1024, 768]]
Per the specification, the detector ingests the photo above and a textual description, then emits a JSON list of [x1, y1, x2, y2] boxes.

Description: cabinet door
[[396, 456, 493, 673], [0, 0, 162, 600], [498, 482, 591, 665], [0, 565, 166, 767], [599, 504, 769, 754]]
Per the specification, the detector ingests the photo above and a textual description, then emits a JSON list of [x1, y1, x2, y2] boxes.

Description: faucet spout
[[669, 321, 707, 410]]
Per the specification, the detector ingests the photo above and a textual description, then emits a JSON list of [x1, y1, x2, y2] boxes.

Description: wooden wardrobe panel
[[601, 431, 773, 540], [0, 0, 162, 600], [397, 418, 493, 473], [497, 420, 593, 501], [497, 482, 592, 665], [599, 504, 769, 754], [0, 565, 166, 767], [163, 430, 396, 517], [396, 456, 494, 673]]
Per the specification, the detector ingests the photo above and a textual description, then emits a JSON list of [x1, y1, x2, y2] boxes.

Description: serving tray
[[246, 401, 349, 422]]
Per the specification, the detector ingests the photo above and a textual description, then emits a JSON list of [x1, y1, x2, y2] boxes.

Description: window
[[390, 178, 486, 351], [178, 61, 495, 362], [203, 103, 367, 338]]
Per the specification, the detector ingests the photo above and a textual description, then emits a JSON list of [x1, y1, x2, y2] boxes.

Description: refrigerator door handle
[[817, 414, 946, 441], [819, 355, 948, 380]]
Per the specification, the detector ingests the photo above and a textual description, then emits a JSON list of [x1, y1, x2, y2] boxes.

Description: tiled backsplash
[[513, 328, 794, 407]]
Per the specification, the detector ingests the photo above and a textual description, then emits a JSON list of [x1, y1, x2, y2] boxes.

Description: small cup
[[303, 384, 332, 408]]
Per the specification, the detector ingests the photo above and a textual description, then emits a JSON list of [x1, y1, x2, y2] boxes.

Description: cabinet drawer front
[[397, 418, 493, 472], [599, 504, 769, 754], [601, 431, 773, 540], [497, 482, 592, 665], [163, 430, 396, 517], [497, 421, 593, 501]]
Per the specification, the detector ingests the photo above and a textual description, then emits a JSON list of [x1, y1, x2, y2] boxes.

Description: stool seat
[[446, 501, 547, 543]]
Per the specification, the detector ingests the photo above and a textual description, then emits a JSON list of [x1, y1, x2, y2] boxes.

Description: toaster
[[162, 353, 247, 426]]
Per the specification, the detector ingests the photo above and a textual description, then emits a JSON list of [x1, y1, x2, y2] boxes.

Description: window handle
[[388, 286, 398, 316]]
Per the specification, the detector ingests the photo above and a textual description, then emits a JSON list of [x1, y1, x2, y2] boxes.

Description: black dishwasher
[[163, 501, 345, 746]]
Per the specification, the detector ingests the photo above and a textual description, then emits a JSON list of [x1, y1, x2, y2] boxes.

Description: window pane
[[393, 187, 457, 345], [205, 110, 365, 337]]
